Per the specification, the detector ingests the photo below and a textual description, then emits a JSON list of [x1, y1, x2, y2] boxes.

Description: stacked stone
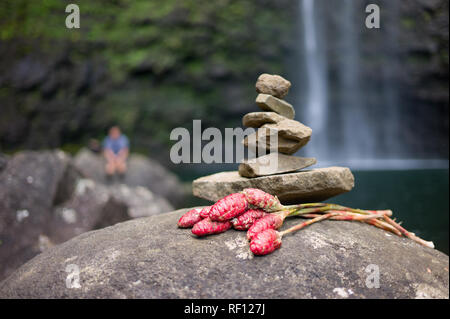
[[239, 73, 316, 178], [192, 74, 355, 204]]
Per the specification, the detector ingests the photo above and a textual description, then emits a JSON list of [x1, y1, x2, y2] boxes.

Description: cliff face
[[0, 0, 448, 158], [0, 0, 297, 154], [366, 0, 449, 157], [291, 0, 449, 159]]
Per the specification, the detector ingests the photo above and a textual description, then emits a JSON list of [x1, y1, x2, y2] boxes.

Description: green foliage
[[0, 0, 296, 151]]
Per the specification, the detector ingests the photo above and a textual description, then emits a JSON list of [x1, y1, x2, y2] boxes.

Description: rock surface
[[73, 148, 185, 206], [239, 153, 317, 177], [243, 119, 312, 154], [0, 150, 77, 281], [0, 153, 8, 172], [242, 111, 288, 128], [255, 94, 295, 119], [243, 131, 305, 155], [0, 150, 173, 281], [255, 73, 291, 99], [47, 179, 173, 243], [0, 208, 448, 299], [193, 167, 355, 203]]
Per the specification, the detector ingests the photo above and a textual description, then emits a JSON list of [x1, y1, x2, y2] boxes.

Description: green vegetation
[[0, 0, 296, 152]]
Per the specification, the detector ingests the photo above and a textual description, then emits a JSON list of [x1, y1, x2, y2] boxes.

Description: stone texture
[[193, 167, 355, 203], [239, 153, 317, 177], [0, 150, 173, 281], [243, 131, 303, 154], [47, 179, 173, 244], [0, 150, 77, 281], [0, 208, 447, 299], [255, 93, 295, 119], [0, 153, 8, 173], [266, 118, 312, 141], [242, 111, 286, 128], [255, 73, 291, 99], [74, 148, 185, 206], [243, 119, 312, 154]]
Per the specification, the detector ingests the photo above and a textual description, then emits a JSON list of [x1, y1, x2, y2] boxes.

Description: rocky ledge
[[0, 149, 181, 281], [0, 208, 448, 299], [193, 167, 355, 203], [74, 148, 185, 206]]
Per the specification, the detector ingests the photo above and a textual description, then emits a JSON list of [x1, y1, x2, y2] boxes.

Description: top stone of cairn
[[255, 73, 291, 99]]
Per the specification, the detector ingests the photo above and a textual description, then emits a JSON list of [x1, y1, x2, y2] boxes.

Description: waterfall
[[339, 0, 374, 160], [299, 0, 328, 159], [295, 0, 448, 169]]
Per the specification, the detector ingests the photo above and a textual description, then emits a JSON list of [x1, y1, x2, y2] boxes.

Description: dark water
[[181, 168, 449, 255], [331, 169, 449, 255]]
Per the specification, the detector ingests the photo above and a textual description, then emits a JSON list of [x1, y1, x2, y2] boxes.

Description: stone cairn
[[193, 74, 355, 204]]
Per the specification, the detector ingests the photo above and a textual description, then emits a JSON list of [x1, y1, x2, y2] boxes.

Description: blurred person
[[102, 126, 129, 181]]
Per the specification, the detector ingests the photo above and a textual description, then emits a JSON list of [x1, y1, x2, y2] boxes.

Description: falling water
[[339, 0, 375, 159], [295, 0, 448, 169], [299, 0, 328, 159]]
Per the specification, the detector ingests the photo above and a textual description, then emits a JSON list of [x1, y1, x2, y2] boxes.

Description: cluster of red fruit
[[178, 188, 434, 256], [177, 188, 292, 255]]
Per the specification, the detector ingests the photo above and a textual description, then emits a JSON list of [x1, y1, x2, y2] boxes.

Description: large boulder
[[47, 179, 173, 243], [0, 208, 448, 298], [73, 148, 185, 206], [0, 150, 77, 280], [0, 150, 173, 281], [0, 153, 8, 172]]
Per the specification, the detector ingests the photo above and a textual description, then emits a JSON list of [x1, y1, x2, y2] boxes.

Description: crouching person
[[102, 126, 129, 182]]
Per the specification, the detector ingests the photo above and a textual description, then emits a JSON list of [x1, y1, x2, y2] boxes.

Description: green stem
[[279, 213, 338, 237], [326, 204, 392, 216], [283, 203, 327, 210], [286, 204, 392, 217], [287, 205, 335, 216]]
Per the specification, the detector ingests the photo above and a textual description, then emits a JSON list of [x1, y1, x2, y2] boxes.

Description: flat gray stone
[[256, 93, 295, 119], [242, 111, 286, 128], [239, 153, 317, 177], [243, 131, 304, 154], [243, 119, 312, 154], [1, 208, 447, 298], [193, 167, 355, 203], [266, 118, 312, 141], [255, 73, 291, 98]]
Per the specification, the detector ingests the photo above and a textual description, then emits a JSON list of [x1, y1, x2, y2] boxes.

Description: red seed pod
[[191, 218, 232, 236], [241, 188, 284, 212], [209, 193, 248, 221], [246, 212, 286, 240], [231, 209, 267, 230], [177, 208, 202, 228], [250, 229, 282, 255], [199, 206, 212, 218]]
